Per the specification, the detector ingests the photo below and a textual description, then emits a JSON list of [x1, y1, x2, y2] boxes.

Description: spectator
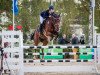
[[58, 34, 69, 45], [71, 34, 79, 44], [80, 35, 85, 44], [58, 34, 70, 59], [71, 34, 79, 59], [0, 35, 1, 46], [0, 28, 2, 46]]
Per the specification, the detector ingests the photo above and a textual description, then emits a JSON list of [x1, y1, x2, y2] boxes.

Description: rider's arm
[[40, 10, 49, 18]]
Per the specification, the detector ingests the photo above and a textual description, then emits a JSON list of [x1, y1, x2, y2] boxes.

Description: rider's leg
[[40, 16, 44, 34]]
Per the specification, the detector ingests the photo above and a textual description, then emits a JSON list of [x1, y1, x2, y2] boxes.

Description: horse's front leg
[[47, 36, 51, 43], [42, 40, 48, 59], [44, 32, 52, 43]]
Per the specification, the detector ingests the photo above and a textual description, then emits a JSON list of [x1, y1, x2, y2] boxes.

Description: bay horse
[[31, 14, 60, 59]]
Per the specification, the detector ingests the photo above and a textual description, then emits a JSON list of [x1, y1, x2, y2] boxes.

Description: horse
[[31, 14, 60, 59]]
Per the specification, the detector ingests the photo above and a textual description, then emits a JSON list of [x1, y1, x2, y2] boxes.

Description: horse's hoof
[[33, 57, 36, 60], [41, 63, 44, 65]]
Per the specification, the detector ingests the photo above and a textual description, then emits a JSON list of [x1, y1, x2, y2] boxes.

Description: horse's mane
[[52, 13, 60, 18]]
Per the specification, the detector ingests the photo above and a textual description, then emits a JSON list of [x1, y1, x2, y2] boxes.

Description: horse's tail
[[30, 32, 34, 40], [30, 29, 39, 40]]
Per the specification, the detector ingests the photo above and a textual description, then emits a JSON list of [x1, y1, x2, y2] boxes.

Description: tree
[[55, 0, 79, 36], [15, 0, 49, 33], [0, 0, 12, 28], [95, 0, 100, 32], [0, 0, 12, 13]]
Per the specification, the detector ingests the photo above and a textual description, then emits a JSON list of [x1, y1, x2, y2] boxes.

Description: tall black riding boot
[[40, 24, 43, 34]]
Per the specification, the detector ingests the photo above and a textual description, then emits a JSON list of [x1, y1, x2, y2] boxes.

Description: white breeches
[[40, 16, 44, 24]]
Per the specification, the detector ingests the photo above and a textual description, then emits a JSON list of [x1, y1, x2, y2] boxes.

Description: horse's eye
[[57, 19, 60, 21]]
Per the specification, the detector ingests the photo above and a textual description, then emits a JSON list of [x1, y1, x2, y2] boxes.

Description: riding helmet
[[49, 5, 54, 10]]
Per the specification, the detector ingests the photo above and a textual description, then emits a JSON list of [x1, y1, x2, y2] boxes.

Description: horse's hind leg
[[33, 31, 40, 59], [41, 40, 48, 59], [33, 49, 40, 59]]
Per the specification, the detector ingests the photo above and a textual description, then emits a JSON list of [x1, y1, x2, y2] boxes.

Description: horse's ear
[[58, 13, 61, 17]]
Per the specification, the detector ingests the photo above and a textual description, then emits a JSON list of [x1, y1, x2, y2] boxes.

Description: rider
[[39, 5, 55, 34]]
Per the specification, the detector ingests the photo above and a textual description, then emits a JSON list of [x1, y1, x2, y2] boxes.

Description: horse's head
[[45, 14, 60, 40], [53, 14, 60, 32], [49, 14, 60, 40], [49, 14, 60, 33]]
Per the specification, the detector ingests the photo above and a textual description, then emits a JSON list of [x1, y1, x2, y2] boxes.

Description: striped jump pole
[[23, 45, 100, 49], [23, 45, 95, 63], [24, 52, 94, 55], [24, 59, 93, 63]]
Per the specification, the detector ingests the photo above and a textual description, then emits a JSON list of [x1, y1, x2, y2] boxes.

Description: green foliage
[[55, 0, 79, 36], [16, 0, 49, 33], [95, 0, 100, 32], [0, 0, 12, 13]]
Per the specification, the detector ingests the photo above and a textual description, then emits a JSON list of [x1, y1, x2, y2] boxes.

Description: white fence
[[0, 30, 100, 75], [96, 33, 100, 63], [1, 30, 24, 75]]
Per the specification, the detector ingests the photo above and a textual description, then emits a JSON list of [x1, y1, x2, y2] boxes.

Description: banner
[[12, 0, 18, 15]]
